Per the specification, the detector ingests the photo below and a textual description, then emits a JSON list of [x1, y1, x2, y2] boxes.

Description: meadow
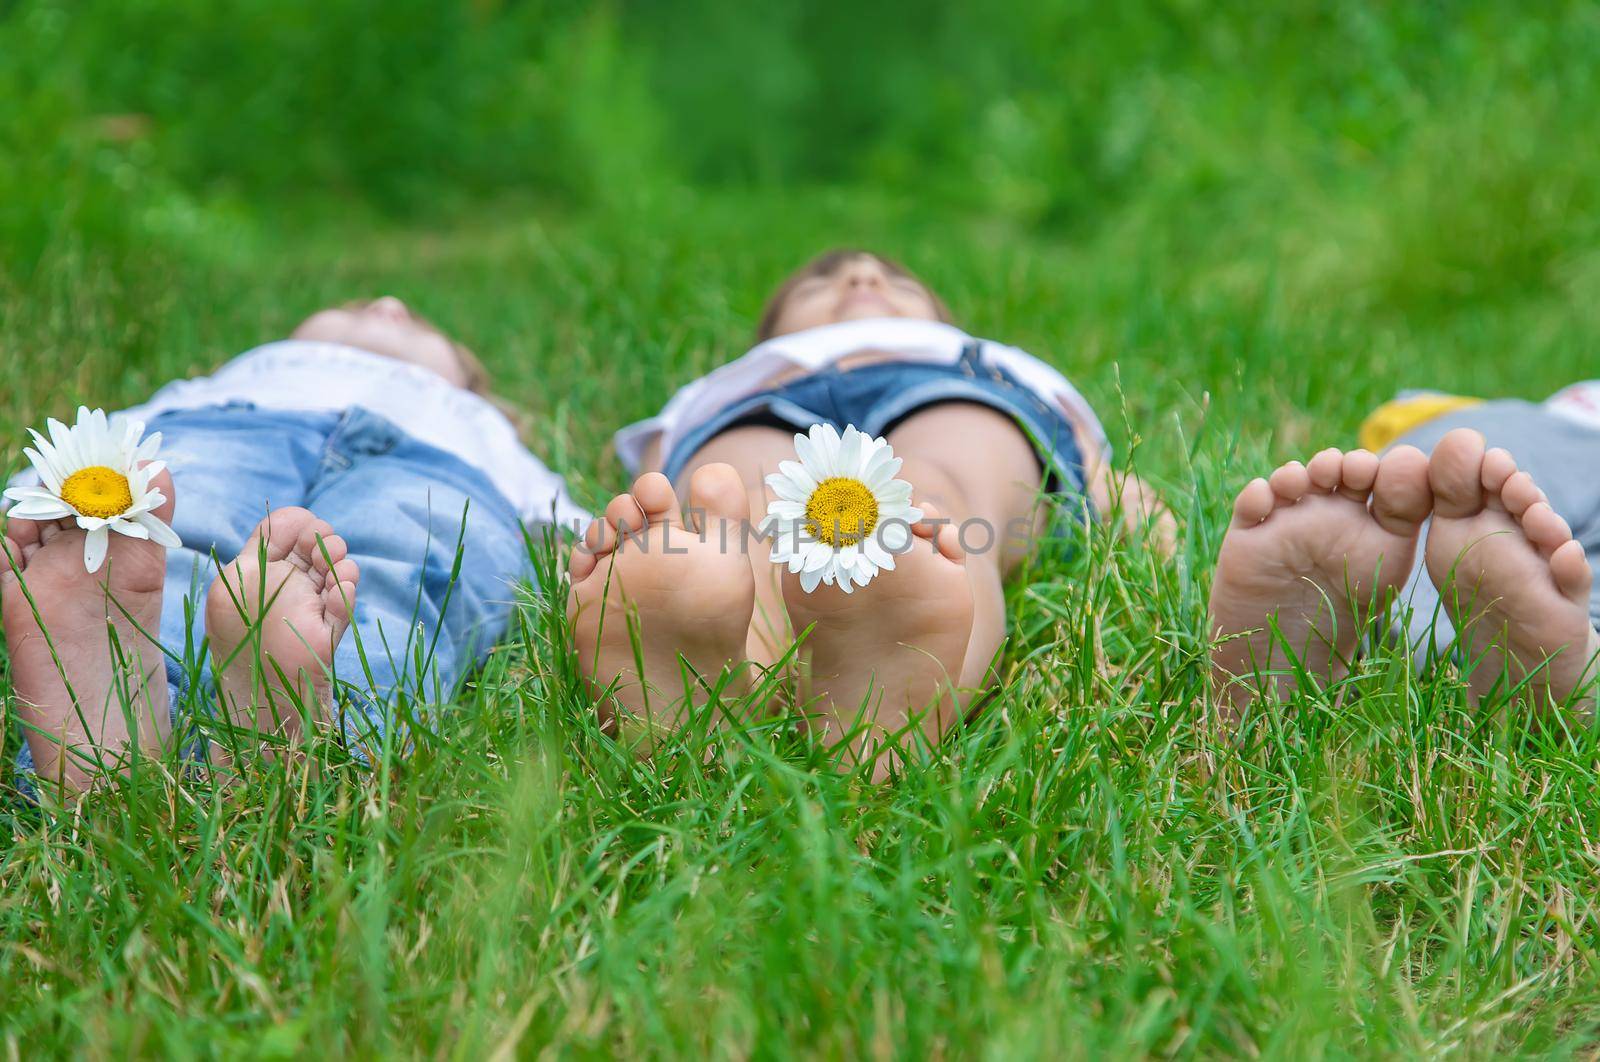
[[3, 1, 1600, 1055]]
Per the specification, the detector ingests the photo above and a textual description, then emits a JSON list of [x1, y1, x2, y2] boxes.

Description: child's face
[[767, 255, 943, 338], [291, 297, 468, 386]]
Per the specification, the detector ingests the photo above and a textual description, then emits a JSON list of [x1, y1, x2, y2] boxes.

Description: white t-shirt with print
[[119, 340, 589, 529]]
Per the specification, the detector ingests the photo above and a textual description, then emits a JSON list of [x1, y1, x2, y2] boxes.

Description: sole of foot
[[1208, 445, 1433, 720], [568, 464, 756, 749], [206, 507, 360, 756], [0, 468, 177, 795], [782, 506, 972, 781], [1424, 428, 1600, 713]]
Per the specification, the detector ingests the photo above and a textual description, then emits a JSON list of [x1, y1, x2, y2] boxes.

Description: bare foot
[[1209, 446, 1433, 718], [782, 508, 972, 779], [568, 465, 756, 747], [1425, 429, 1600, 712], [1, 469, 176, 794], [206, 507, 360, 752]]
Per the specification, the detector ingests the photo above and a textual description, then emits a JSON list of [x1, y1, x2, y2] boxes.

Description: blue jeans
[[154, 404, 532, 757]]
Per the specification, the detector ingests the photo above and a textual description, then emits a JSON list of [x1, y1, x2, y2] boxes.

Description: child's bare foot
[[0, 469, 176, 794], [1425, 429, 1600, 712], [1209, 446, 1433, 718], [206, 508, 360, 750], [782, 508, 972, 779], [568, 465, 756, 746]]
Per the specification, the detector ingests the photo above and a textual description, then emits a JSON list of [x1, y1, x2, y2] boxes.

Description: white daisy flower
[[3, 406, 182, 573], [764, 423, 924, 594]]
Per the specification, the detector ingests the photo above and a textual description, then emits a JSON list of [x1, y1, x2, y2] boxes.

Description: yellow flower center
[[60, 466, 134, 519], [804, 477, 878, 547]]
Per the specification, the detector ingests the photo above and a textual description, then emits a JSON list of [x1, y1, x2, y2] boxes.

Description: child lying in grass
[[1210, 385, 1600, 718], [3, 297, 586, 796], [569, 249, 1170, 774]]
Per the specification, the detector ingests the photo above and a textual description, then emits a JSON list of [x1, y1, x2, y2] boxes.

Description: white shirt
[[120, 340, 589, 529], [1547, 381, 1600, 432], [614, 317, 1108, 473]]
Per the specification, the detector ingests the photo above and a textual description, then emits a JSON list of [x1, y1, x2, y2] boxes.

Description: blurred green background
[[5, 1, 1598, 500]]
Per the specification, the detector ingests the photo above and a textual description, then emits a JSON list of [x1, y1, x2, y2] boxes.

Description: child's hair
[[754, 248, 955, 342]]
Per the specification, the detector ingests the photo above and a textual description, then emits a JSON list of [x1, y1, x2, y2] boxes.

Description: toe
[[1429, 429, 1488, 518], [1521, 501, 1574, 557], [1267, 461, 1312, 504], [1499, 470, 1546, 519], [0, 535, 21, 585], [1306, 448, 1343, 491], [244, 506, 322, 563], [933, 523, 965, 563], [321, 558, 359, 626], [4, 518, 42, 554], [146, 467, 177, 525], [581, 515, 616, 558], [1371, 445, 1432, 534], [1481, 447, 1518, 498], [630, 472, 682, 527], [686, 463, 747, 531], [1338, 449, 1380, 499], [1550, 539, 1592, 603], [300, 527, 345, 574], [569, 537, 600, 583], [1230, 478, 1275, 528], [603, 492, 648, 538]]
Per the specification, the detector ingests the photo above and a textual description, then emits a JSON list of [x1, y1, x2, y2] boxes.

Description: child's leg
[[1422, 429, 1600, 711], [206, 409, 526, 758], [1, 470, 178, 795], [687, 409, 1027, 774], [568, 463, 756, 747], [881, 403, 1056, 688], [1207, 446, 1433, 719]]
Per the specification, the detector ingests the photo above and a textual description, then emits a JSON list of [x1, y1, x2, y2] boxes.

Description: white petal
[[75, 514, 111, 531], [863, 446, 897, 483], [20, 447, 60, 493], [794, 430, 821, 472], [83, 528, 108, 573], [766, 469, 809, 503], [111, 519, 150, 540], [879, 520, 913, 552], [837, 427, 865, 477], [800, 567, 824, 593], [7, 496, 73, 520], [777, 460, 818, 495], [137, 513, 182, 548], [46, 418, 79, 474], [801, 542, 833, 572], [768, 500, 805, 520]]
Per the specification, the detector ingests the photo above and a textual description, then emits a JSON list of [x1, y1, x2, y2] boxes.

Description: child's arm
[[1074, 420, 1176, 556]]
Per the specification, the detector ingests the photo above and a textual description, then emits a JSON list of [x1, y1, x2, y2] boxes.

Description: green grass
[[2, 184, 1599, 1056], [5, 1, 1600, 1054]]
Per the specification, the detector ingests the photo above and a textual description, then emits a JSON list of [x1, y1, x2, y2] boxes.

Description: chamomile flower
[[3, 407, 181, 573], [764, 423, 923, 594]]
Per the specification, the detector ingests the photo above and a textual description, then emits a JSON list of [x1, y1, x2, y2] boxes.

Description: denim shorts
[[661, 343, 1089, 504]]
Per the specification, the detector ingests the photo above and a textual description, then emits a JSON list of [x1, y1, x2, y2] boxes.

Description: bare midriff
[[759, 347, 905, 389]]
